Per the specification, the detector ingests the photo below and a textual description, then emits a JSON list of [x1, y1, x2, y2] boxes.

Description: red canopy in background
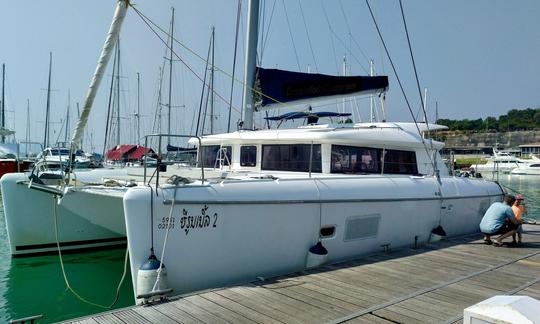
[[128, 146, 154, 160], [106, 145, 154, 161]]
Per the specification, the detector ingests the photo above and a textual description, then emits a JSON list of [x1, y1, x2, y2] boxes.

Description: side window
[[200, 145, 219, 167], [331, 145, 381, 174], [262, 144, 321, 172], [200, 145, 232, 167], [240, 146, 257, 167], [383, 149, 418, 175]]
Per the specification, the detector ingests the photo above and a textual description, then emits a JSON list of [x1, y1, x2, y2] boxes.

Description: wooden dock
[[68, 225, 540, 324]]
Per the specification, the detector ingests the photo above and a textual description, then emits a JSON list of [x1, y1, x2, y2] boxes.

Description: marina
[[67, 224, 540, 324], [0, 0, 539, 323]]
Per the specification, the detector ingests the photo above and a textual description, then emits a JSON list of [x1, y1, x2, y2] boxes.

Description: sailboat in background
[[0, 3, 131, 256], [0, 63, 34, 178]]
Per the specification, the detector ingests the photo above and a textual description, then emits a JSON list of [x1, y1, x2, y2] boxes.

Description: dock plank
[[70, 225, 540, 324]]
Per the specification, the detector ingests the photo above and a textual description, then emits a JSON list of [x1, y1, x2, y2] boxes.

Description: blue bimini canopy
[[255, 67, 388, 110], [265, 111, 352, 125]]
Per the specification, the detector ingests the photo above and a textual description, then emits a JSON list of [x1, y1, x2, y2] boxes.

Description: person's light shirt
[[479, 202, 516, 234]]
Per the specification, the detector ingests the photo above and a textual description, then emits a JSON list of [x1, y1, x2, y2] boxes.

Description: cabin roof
[[189, 122, 446, 149]]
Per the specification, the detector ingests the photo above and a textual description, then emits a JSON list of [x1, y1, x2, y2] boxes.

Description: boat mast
[[26, 99, 30, 154], [210, 26, 215, 134], [43, 52, 52, 149], [227, 0, 242, 133], [137, 72, 140, 145], [167, 7, 174, 145], [103, 42, 118, 155], [116, 39, 121, 146], [70, 0, 129, 151], [1, 63, 4, 143], [241, 0, 260, 130], [369, 60, 375, 122], [65, 89, 71, 142]]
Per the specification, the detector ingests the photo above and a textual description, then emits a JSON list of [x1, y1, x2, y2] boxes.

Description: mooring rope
[[53, 195, 129, 309]]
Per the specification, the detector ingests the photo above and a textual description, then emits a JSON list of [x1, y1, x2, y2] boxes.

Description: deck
[[67, 225, 540, 324]]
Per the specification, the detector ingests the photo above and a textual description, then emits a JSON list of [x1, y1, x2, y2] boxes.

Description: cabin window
[[261, 144, 321, 172], [530, 164, 540, 167], [331, 145, 381, 174], [383, 149, 418, 175], [240, 146, 257, 167], [51, 149, 70, 156], [200, 145, 231, 168]]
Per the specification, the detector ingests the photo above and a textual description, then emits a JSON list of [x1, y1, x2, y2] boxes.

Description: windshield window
[[50, 149, 70, 156]]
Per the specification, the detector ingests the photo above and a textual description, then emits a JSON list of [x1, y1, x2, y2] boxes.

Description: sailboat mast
[[65, 90, 71, 142], [167, 7, 174, 145], [210, 26, 215, 134], [1, 63, 4, 143], [241, 0, 260, 130], [369, 60, 375, 122], [26, 99, 30, 154], [227, 0, 242, 133], [116, 38, 121, 146], [137, 72, 140, 145], [103, 42, 118, 155], [70, 0, 129, 151], [44, 52, 52, 149]]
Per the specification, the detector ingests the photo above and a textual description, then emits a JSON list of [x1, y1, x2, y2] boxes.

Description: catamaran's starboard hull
[[123, 175, 503, 302], [1, 173, 126, 256]]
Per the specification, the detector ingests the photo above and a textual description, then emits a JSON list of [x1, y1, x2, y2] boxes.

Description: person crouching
[[480, 195, 522, 246]]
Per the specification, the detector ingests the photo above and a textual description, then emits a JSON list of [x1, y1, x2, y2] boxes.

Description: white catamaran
[[1, 1, 503, 308], [118, 0, 504, 304]]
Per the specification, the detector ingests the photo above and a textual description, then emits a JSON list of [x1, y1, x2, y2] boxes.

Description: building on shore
[[519, 143, 540, 157]]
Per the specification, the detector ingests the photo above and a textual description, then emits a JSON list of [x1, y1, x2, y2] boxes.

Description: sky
[[0, 0, 539, 153]]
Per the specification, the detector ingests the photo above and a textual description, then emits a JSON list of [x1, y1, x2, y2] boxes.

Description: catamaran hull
[[123, 176, 503, 302], [1, 173, 126, 256]]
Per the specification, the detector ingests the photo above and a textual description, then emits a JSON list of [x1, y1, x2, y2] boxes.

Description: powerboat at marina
[[510, 155, 540, 175], [473, 149, 531, 175]]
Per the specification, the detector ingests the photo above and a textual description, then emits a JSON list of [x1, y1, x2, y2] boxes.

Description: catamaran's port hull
[[1, 173, 126, 256], [124, 176, 503, 302]]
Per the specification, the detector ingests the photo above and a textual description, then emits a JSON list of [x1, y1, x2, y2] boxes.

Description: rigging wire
[[298, 0, 319, 72], [259, 0, 277, 64], [364, 0, 436, 171], [320, 0, 340, 74], [131, 6, 242, 116], [338, 0, 371, 65], [399, 0, 432, 146], [281, 0, 302, 71], [320, 2, 369, 74], [129, 4, 286, 111]]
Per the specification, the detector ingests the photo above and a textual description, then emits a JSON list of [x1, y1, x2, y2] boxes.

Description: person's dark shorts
[[492, 221, 519, 235]]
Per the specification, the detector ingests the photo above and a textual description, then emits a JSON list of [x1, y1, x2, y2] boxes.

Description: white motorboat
[[118, 0, 504, 304], [473, 149, 531, 175], [510, 155, 540, 175]]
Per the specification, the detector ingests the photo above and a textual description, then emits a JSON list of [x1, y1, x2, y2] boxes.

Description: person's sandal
[[483, 239, 492, 245], [493, 240, 503, 247]]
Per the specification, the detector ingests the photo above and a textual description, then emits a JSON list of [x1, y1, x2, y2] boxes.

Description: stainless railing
[[142, 134, 204, 187]]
